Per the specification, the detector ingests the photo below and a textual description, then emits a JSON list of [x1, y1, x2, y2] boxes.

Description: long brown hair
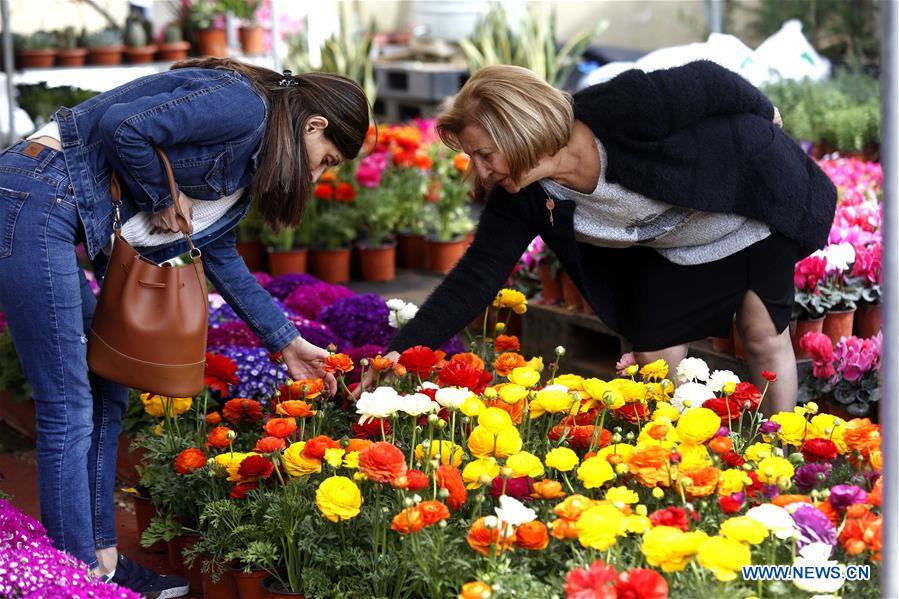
[[171, 58, 370, 228]]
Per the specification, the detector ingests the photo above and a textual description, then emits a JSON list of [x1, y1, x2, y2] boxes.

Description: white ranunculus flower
[[387, 299, 420, 328], [435, 386, 472, 410], [495, 495, 537, 527], [399, 393, 438, 417], [418, 381, 440, 391], [824, 242, 856, 273], [745, 504, 797, 540], [670, 382, 714, 412], [675, 357, 710, 384], [356, 386, 402, 423], [386, 298, 406, 311], [792, 542, 846, 594], [707, 369, 741, 393], [541, 384, 570, 393], [398, 303, 419, 323]]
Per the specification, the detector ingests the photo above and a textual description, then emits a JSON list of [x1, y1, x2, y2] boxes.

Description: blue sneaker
[[106, 555, 190, 599]]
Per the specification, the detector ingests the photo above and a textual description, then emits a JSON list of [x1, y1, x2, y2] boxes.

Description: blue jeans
[[0, 141, 128, 568]]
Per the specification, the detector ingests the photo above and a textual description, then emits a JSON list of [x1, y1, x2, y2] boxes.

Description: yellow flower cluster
[[641, 526, 710, 572], [140, 393, 192, 418], [282, 442, 322, 477], [492, 288, 528, 314], [315, 476, 363, 522], [416, 440, 464, 467]]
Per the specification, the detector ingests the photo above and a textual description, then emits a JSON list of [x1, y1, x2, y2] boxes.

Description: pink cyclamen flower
[[800, 332, 835, 380], [794, 255, 827, 291]]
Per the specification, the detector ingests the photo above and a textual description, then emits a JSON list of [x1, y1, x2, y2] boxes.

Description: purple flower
[[320, 294, 393, 348], [253, 272, 273, 287], [790, 504, 837, 551], [834, 335, 881, 382], [440, 336, 466, 358], [762, 485, 780, 499], [828, 484, 868, 511], [216, 346, 288, 400], [207, 322, 263, 349], [794, 463, 832, 492], [715, 426, 730, 438], [284, 282, 355, 320], [0, 499, 49, 549], [490, 476, 533, 501], [760, 421, 781, 434], [295, 321, 343, 352], [264, 273, 318, 300]]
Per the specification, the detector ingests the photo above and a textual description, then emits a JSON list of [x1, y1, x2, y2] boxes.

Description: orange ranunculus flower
[[840, 504, 879, 558], [514, 520, 549, 550], [324, 353, 355, 375], [370, 355, 394, 372], [277, 400, 317, 418], [681, 467, 720, 499], [708, 436, 734, 454], [314, 183, 334, 200], [413, 152, 433, 170], [264, 417, 298, 439], [334, 182, 356, 202], [358, 441, 407, 484], [459, 582, 492, 599], [532, 479, 566, 500], [391, 507, 425, 534], [346, 438, 373, 453], [869, 476, 883, 507], [255, 436, 286, 453], [863, 516, 882, 561], [771, 494, 812, 508], [494, 335, 521, 353], [417, 500, 451, 526], [842, 419, 880, 453], [485, 398, 525, 426], [205, 411, 222, 426], [206, 426, 234, 448], [451, 352, 486, 372], [175, 448, 206, 474], [302, 435, 341, 460], [647, 424, 669, 440], [436, 465, 468, 510], [494, 353, 527, 377], [550, 517, 579, 540], [869, 448, 883, 470], [467, 517, 515, 557], [320, 169, 338, 183], [626, 446, 670, 487], [394, 362, 408, 377], [286, 378, 324, 400], [553, 494, 595, 521], [222, 398, 264, 424], [816, 500, 841, 526], [453, 153, 470, 173]]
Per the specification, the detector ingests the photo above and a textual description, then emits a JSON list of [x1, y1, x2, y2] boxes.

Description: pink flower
[[800, 332, 835, 380], [355, 152, 388, 188], [616, 353, 636, 375], [794, 255, 827, 291], [850, 243, 882, 285], [565, 560, 618, 599], [834, 334, 881, 383]]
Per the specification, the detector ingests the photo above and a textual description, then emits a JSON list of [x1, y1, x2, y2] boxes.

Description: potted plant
[[353, 179, 400, 282], [819, 243, 861, 346], [221, 0, 264, 55], [798, 331, 881, 420], [423, 148, 474, 274], [236, 203, 267, 273], [157, 22, 191, 61], [55, 27, 88, 67], [390, 164, 430, 270], [181, 499, 247, 599], [13, 31, 57, 69], [849, 242, 882, 338], [124, 19, 157, 64], [84, 27, 124, 65], [187, 0, 228, 58], [791, 253, 828, 358], [261, 224, 306, 277], [311, 203, 357, 284]]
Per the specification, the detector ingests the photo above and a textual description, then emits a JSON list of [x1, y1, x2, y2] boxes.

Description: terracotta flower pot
[[56, 48, 88, 66], [88, 45, 124, 65], [267, 248, 307, 277], [261, 576, 305, 598], [132, 496, 167, 553], [236, 240, 266, 273], [15, 49, 57, 68], [710, 335, 734, 354], [203, 566, 239, 599], [538, 264, 561, 304], [167, 536, 185, 574], [358, 244, 396, 282], [791, 317, 825, 359], [397, 233, 428, 269], [157, 41, 191, 61], [231, 567, 269, 599], [197, 28, 228, 57], [854, 301, 882, 339], [311, 248, 351, 283], [116, 432, 146, 487], [125, 45, 157, 64], [0, 391, 36, 439], [180, 535, 204, 593], [822, 308, 855, 347], [239, 26, 265, 55], [427, 237, 467, 274], [559, 272, 583, 310]]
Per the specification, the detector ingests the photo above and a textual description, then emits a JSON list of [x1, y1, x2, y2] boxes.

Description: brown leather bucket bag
[[87, 147, 208, 397]]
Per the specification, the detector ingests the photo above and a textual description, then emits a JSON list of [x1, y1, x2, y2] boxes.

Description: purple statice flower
[[284, 282, 355, 320], [264, 273, 319, 300], [759, 421, 781, 434], [207, 322, 263, 349], [794, 463, 833, 492], [320, 294, 393, 348], [791, 504, 837, 551], [253, 272, 273, 287], [440, 336, 465, 358], [827, 484, 868, 511], [295, 322, 343, 352], [216, 346, 288, 401]]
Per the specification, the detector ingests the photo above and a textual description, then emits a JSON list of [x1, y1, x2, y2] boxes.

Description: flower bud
[[494, 322, 506, 333], [652, 487, 665, 499], [635, 505, 648, 516], [788, 452, 805, 466], [625, 432, 635, 441], [403, 497, 414, 508], [805, 402, 819, 415], [478, 474, 493, 485], [722, 381, 737, 395], [421, 439, 431, 448], [462, 416, 471, 425], [680, 477, 694, 488], [624, 365, 638, 376], [427, 414, 439, 425], [668, 451, 682, 465], [554, 346, 566, 357], [360, 358, 370, 367], [226, 430, 237, 440], [611, 433, 623, 444], [778, 478, 792, 491], [413, 494, 422, 503], [501, 467, 514, 479], [438, 520, 448, 529], [437, 419, 447, 430], [438, 488, 450, 499]]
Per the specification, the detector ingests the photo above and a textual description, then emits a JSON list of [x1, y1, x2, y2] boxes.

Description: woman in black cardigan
[[378, 61, 836, 413]]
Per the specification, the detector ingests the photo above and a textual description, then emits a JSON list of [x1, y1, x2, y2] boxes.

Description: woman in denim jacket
[[0, 58, 369, 597]]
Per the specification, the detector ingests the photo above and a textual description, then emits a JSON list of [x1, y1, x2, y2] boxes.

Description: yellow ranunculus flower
[[756, 456, 795, 485], [533, 389, 575, 415], [460, 395, 486, 418], [624, 514, 652, 534], [493, 288, 527, 314], [462, 458, 500, 489], [652, 401, 681, 422], [720, 516, 769, 545], [576, 456, 615, 489], [508, 367, 540, 388], [721, 381, 737, 396], [636, 418, 680, 450], [545, 447, 579, 472], [610, 379, 647, 403], [478, 407, 514, 433], [807, 414, 847, 453], [468, 425, 496, 458], [606, 486, 640, 506], [718, 469, 753, 495], [697, 536, 751, 581], [526, 356, 544, 372], [141, 393, 192, 418], [494, 428, 523, 458], [213, 452, 255, 482], [506, 451, 545, 478], [639, 359, 669, 381], [582, 378, 625, 410], [576, 504, 627, 550], [645, 380, 674, 403], [282, 442, 322, 477], [678, 443, 710, 470], [744, 442, 775, 464], [497, 384, 528, 405], [554, 374, 584, 391], [416, 440, 464, 467], [323, 448, 345, 468], [343, 451, 360, 469], [315, 476, 363, 522], [769, 410, 808, 446], [676, 408, 721, 445], [641, 526, 710, 572]]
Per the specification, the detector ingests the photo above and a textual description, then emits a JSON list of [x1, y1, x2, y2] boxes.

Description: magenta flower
[[828, 484, 868, 511], [615, 353, 636, 376]]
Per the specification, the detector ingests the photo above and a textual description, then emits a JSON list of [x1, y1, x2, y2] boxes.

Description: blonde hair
[[437, 65, 573, 185]]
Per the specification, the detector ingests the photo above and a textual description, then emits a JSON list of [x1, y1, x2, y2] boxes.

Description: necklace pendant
[[546, 197, 555, 227]]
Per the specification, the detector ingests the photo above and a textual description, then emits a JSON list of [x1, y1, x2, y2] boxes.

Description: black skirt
[[589, 232, 799, 352]]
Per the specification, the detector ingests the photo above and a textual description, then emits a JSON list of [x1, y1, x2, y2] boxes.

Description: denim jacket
[[54, 67, 299, 352]]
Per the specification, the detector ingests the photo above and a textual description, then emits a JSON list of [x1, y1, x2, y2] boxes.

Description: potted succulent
[[124, 19, 157, 64], [157, 22, 191, 61], [55, 27, 88, 67], [85, 27, 124, 65], [187, 0, 228, 58], [13, 31, 57, 69], [221, 0, 264, 55]]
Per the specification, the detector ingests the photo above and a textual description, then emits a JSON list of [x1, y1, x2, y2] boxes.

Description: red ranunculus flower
[[745, 471, 764, 496], [720, 450, 746, 468], [719, 494, 744, 514], [649, 507, 690, 532], [565, 559, 618, 599], [204, 352, 239, 397], [314, 183, 334, 200], [302, 435, 341, 460], [730, 382, 763, 410], [334, 182, 356, 202], [494, 335, 521, 353], [399, 346, 441, 377], [264, 417, 297, 439], [175, 448, 206, 474], [238, 455, 275, 479], [255, 436, 286, 453], [703, 397, 743, 423], [206, 426, 233, 448], [222, 398, 264, 424], [436, 360, 482, 391], [405, 469, 430, 491], [801, 438, 839, 462], [436, 465, 468, 510], [359, 442, 407, 484], [230, 480, 259, 499], [490, 476, 533, 501], [352, 418, 390, 439], [614, 568, 669, 599], [205, 411, 222, 426], [762, 370, 777, 383], [614, 402, 650, 424]]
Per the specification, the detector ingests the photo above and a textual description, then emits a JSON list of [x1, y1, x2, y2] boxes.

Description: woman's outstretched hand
[[281, 336, 338, 397], [353, 350, 400, 399], [773, 106, 783, 128]]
